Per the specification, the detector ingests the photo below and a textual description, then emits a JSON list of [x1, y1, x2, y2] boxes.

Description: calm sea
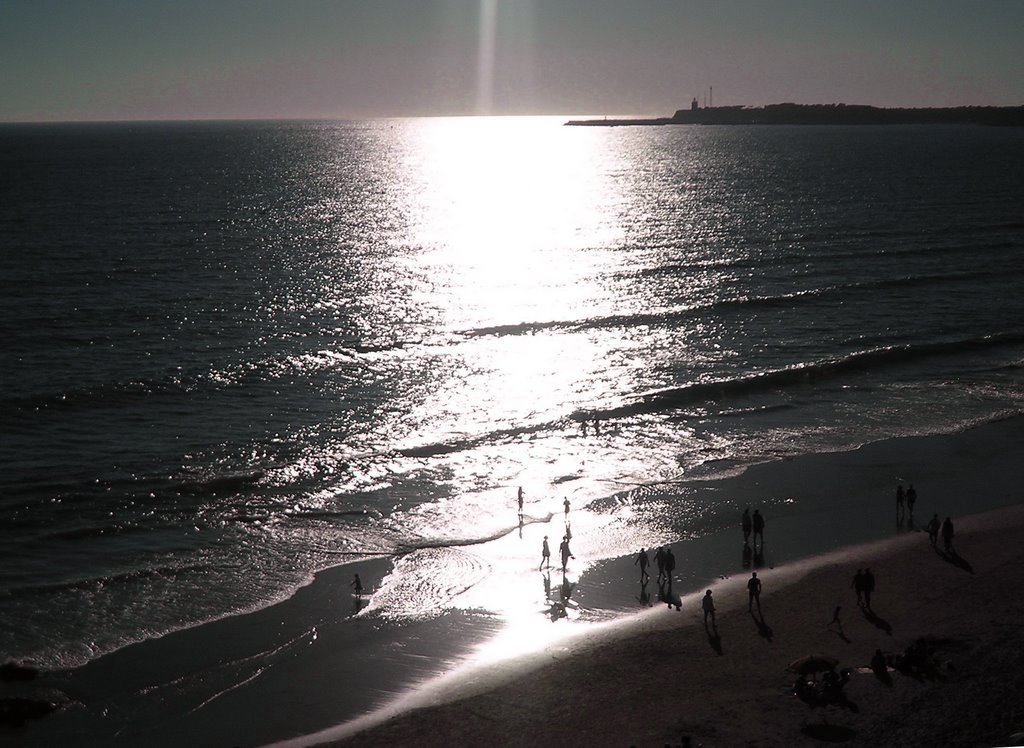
[[2, 117, 1023, 669]]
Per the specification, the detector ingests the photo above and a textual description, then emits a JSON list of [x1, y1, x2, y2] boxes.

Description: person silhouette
[[906, 484, 917, 516], [896, 483, 905, 518], [741, 507, 752, 545], [563, 498, 571, 517], [664, 547, 676, 588], [559, 535, 574, 572], [852, 569, 865, 606], [863, 568, 875, 610], [927, 514, 941, 547], [654, 546, 667, 582], [351, 574, 363, 597], [540, 535, 550, 570], [634, 548, 650, 582], [747, 571, 762, 612], [517, 486, 524, 517], [702, 590, 716, 628], [752, 509, 765, 547], [941, 516, 955, 553]]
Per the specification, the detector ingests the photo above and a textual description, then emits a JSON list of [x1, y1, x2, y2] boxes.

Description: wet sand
[[7, 417, 1024, 747]]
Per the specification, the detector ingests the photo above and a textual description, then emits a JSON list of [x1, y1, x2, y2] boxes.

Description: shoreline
[[7, 415, 1024, 747]]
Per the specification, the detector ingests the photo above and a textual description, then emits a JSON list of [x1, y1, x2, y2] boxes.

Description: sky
[[2, 0, 1022, 122]]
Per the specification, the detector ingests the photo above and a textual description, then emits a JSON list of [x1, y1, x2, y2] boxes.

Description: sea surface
[[2, 117, 1023, 670]]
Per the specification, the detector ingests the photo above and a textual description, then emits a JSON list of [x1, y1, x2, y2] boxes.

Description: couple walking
[[540, 534, 574, 571], [852, 568, 875, 608], [741, 507, 765, 547]]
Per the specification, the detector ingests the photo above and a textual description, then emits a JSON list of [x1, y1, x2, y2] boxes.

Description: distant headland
[[566, 102, 1024, 127]]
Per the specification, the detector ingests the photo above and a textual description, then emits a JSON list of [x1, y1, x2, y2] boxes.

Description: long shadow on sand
[[861, 606, 892, 636], [705, 625, 723, 655], [937, 549, 974, 574], [750, 610, 773, 642]]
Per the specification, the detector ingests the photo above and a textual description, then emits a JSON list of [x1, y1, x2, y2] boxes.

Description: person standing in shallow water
[[741, 507, 752, 545], [906, 484, 917, 517], [654, 546, 667, 582], [896, 483, 905, 518], [351, 574, 363, 597], [563, 497, 570, 517], [752, 509, 765, 547], [517, 486, 524, 517], [634, 548, 650, 582], [664, 547, 676, 588], [559, 535, 574, 572], [540, 535, 550, 570]]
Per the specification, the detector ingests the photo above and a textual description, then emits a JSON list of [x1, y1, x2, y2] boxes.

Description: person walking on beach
[[863, 568, 875, 610], [896, 484, 905, 518], [927, 514, 941, 547], [351, 574, 364, 597], [741, 507, 752, 545], [941, 516, 955, 553], [634, 548, 650, 582], [906, 484, 917, 516], [559, 535, 574, 572], [747, 571, 762, 612], [654, 546, 667, 582], [852, 569, 865, 606], [540, 535, 550, 570], [664, 547, 676, 588], [702, 590, 717, 628], [752, 509, 765, 547]]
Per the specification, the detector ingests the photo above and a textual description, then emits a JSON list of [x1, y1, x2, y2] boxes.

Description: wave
[[174, 469, 265, 496], [7, 561, 214, 598], [457, 263, 1023, 342], [385, 331, 1024, 464], [582, 331, 1024, 422]]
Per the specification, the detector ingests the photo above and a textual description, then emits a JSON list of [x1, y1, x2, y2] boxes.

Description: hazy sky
[[2, 0, 1022, 121]]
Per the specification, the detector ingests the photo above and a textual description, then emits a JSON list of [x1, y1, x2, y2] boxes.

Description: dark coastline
[[566, 103, 1024, 127]]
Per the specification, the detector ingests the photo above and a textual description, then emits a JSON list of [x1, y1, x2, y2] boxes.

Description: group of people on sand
[[535, 490, 575, 572], [540, 531, 575, 572], [897, 483, 958, 553], [927, 513, 956, 552], [633, 545, 677, 586]]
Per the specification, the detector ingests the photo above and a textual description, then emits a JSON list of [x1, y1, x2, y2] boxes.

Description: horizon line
[[3, 102, 1023, 126]]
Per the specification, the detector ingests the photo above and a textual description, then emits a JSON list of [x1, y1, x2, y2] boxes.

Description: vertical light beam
[[476, 0, 497, 115]]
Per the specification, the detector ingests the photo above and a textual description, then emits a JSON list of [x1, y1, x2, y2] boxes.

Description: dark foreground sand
[[332, 504, 1024, 748]]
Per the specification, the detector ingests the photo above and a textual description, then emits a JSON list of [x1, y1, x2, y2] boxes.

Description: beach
[[4, 415, 1022, 748], [331, 504, 1024, 748]]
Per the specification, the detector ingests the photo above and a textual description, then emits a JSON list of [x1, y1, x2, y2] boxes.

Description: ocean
[[2, 116, 1023, 672]]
